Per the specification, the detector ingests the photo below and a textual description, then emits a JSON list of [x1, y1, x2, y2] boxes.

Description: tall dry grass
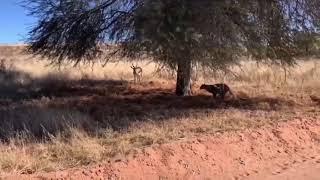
[[0, 45, 319, 175]]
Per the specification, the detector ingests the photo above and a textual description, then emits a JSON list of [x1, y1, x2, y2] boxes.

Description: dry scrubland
[[0, 45, 319, 175]]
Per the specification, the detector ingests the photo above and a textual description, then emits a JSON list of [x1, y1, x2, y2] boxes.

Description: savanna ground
[[0, 45, 319, 179]]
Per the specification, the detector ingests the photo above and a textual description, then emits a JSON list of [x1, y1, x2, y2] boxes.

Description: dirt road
[[270, 162, 320, 180], [3, 118, 320, 180], [247, 158, 320, 180]]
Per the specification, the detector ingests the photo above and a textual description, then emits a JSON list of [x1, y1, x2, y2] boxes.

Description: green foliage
[[294, 32, 320, 57], [24, 0, 320, 69]]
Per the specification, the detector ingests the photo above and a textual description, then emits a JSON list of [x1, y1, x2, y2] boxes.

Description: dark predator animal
[[200, 83, 234, 99]]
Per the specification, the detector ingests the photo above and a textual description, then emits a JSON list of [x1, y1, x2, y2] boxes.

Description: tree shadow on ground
[[0, 72, 297, 141], [0, 68, 129, 101]]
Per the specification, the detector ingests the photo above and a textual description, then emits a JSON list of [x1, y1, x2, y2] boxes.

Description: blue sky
[[0, 0, 35, 44]]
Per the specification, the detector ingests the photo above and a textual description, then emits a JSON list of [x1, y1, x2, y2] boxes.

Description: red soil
[[3, 118, 320, 180]]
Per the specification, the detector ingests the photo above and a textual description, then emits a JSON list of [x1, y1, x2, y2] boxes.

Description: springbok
[[130, 64, 143, 84]]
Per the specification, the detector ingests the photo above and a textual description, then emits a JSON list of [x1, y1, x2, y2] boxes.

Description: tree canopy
[[24, 0, 320, 95]]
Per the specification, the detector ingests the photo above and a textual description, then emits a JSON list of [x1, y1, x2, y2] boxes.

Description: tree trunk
[[175, 56, 192, 96]]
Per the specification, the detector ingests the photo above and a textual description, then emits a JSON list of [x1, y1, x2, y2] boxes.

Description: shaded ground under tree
[[0, 70, 299, 141]]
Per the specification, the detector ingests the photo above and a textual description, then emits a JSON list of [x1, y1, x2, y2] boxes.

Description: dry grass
[[0, 45, 319, 175]]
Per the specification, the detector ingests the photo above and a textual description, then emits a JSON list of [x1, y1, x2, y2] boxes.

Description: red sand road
[[3, 118, 320, 180], [249, 160, 320, 180]]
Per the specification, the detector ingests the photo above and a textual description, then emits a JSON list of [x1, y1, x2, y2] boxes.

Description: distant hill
[[0, 45, 27, 57]]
